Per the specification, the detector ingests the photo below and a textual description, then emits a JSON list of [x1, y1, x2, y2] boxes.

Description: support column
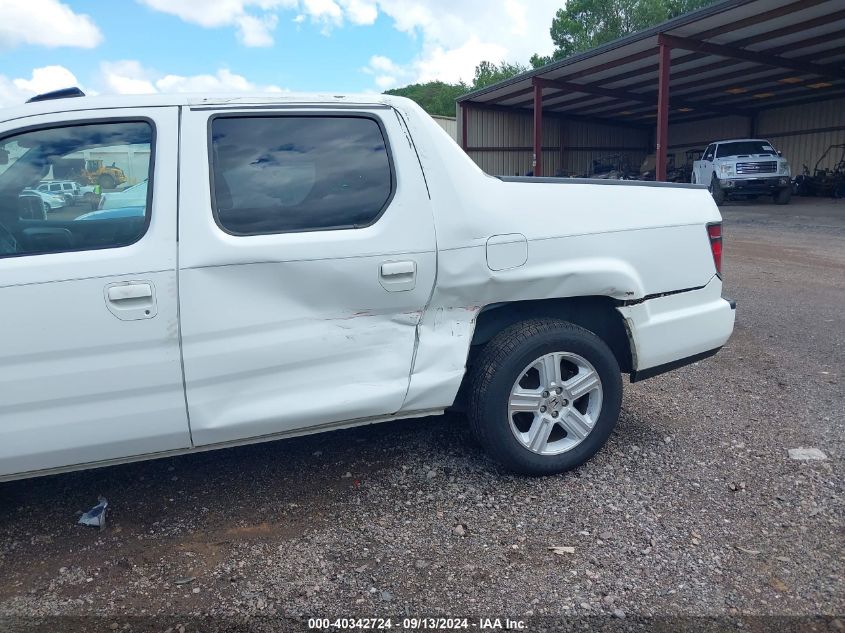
[[559, 119, 566, 176], [460, 102, 468, 151], [748, 112, 759, 138], [656, 36, 671, 182], [533, 79, 543, 177]]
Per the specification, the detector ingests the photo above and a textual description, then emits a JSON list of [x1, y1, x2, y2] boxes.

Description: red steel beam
[[659, 33, 845, 81], [488, 0, 829, 109], [656, 39, 671, 182], [548, 37, 845, 121], [533, 79, 543, 176], [534, 77, 745, 117], [505, 9, 845, 112], [460, 103, 468, 151]]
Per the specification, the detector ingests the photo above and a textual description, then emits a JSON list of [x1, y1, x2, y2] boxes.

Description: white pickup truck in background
[[691, 138, 792, 205], [0, 90, 735, 479]]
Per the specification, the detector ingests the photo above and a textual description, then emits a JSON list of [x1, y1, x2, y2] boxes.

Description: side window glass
[[0, 121, 153, 258], [210, 115, 393, 235]]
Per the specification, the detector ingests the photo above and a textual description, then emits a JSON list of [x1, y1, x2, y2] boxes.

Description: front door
[[695, 144, 716, 184], [0, 107, 189, 478], [178, 107, 437, 446]]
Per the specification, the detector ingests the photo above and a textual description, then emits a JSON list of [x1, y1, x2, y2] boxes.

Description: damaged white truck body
[[0, 91, 735, 480]]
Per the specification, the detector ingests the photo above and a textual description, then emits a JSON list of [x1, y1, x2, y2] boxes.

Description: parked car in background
[[98, 180, 148, 210], [0, 90, 735, 481], [17, 190, 49, 220], [691, 139, 792, 205], [37, 180, 81, 204], [20, 187, 66, 211]]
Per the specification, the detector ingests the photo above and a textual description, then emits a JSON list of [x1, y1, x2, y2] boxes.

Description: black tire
[[467, 319, 623, 475], [98, 174, 116, 190], [774, 187, 791, 205], [709, 175, 726, 205]]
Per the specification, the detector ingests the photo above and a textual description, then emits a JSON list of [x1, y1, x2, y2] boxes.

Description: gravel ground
[[1, 198, 843, 632]]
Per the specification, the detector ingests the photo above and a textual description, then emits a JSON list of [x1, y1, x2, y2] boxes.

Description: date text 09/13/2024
[[307, 617, 527, 630]]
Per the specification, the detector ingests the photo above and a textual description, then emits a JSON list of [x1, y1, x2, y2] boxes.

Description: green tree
[[533, 0, 716, 66], [472, 60, 529, 90], [385, 80, 468, 117], [385, 60, 528, 116]]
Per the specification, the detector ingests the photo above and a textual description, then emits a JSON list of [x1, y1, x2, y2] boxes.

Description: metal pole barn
[[460, 103, 468, 151], [533, 78, 543, 176], [656, 35, 672, 181]]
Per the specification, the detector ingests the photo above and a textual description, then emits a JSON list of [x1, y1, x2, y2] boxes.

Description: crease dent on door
[[177, 108, 437, 446]]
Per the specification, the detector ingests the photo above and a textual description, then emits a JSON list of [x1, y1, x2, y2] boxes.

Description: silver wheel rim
[[508, 352, 603, 456]]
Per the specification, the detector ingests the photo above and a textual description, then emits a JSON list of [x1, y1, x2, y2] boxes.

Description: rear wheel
[[774, 187, 791, 205], [709, 175, 726, 205], [468, 319, 622, 475]]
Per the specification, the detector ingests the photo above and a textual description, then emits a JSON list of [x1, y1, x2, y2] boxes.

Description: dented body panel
[[0, 92, 735, 481]]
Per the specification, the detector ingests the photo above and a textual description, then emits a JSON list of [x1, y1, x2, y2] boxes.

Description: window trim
[[207, 112, 397, 237], [0, 116, 157, 260]]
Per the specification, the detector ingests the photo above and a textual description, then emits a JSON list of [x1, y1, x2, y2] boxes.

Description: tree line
[[386, 0, 714, 117]]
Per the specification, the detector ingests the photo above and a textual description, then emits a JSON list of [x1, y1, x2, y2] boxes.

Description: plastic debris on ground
[[78, 497, 108, 529]]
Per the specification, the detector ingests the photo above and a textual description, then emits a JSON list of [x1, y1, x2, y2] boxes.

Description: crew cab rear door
[[694, 144, 716, 184], [178, 106, 437, 446]]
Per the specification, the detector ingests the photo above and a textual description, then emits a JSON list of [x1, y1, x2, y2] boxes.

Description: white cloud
[[100, 60, 285, 95], [374, 75, 397, 89], [367, 55, 400, 74], [0, 0, 102, 49], [13, 66, 80, 95], [302, 0, 343, 23], [138, 0, 297, 46], [157, 68, 284, 93], [236, 14, 279, 46], [415, 38, 509, 84], [100, 61, 157, 94], [137, 0, 560, 87], [338, 0, 377, 25], [368, 0, 559, 86], [0, 65, 83, 107]]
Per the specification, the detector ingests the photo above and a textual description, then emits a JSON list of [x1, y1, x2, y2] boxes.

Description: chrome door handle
[[104, 281, 157, 320], [379, 260, 416, 292], [107, 283, 152, 301]]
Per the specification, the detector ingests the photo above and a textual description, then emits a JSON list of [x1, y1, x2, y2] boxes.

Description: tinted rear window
[[210, 115, 393, 235]]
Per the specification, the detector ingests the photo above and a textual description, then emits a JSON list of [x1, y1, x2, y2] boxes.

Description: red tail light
[[707, 223, 723, 276]]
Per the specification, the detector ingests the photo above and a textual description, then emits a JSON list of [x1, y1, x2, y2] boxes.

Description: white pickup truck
[[691, 138, 792, 205], [0, 90, 735, 479]]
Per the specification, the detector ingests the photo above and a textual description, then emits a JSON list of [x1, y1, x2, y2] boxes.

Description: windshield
[[716, 141, 777, 158]]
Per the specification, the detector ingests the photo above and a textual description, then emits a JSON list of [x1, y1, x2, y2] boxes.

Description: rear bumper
[[618, 277, 735, 378], [721, 176, 789, 193]]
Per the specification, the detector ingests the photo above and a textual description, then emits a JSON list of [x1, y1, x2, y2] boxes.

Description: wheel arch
[[469, 296, 633, 374]]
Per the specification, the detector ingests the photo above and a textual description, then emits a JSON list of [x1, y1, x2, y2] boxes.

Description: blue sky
[[1, 0, 562, 106]]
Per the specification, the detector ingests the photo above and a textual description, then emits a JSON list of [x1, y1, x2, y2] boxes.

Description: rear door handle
[[104, 281, 157, 320], [107, 283, 152, 301], [379, 260, 416, 292]]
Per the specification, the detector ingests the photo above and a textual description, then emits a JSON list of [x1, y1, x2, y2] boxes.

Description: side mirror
[[777, 150, 783, 156], [0, 148, 8, 165]]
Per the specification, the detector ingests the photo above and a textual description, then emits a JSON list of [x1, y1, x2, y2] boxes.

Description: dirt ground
[[1, 197, 843, 633]]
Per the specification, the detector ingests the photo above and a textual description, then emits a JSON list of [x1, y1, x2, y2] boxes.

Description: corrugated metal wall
[[458, 95, 845, 180], [757, 96, 845, 173], [431, 115, 457, 142], [461, 107, 649, 177], [667, 115, 750, 170]]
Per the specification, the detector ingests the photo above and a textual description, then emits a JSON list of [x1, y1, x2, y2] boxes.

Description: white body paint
[[0, 93, 734, 480]]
